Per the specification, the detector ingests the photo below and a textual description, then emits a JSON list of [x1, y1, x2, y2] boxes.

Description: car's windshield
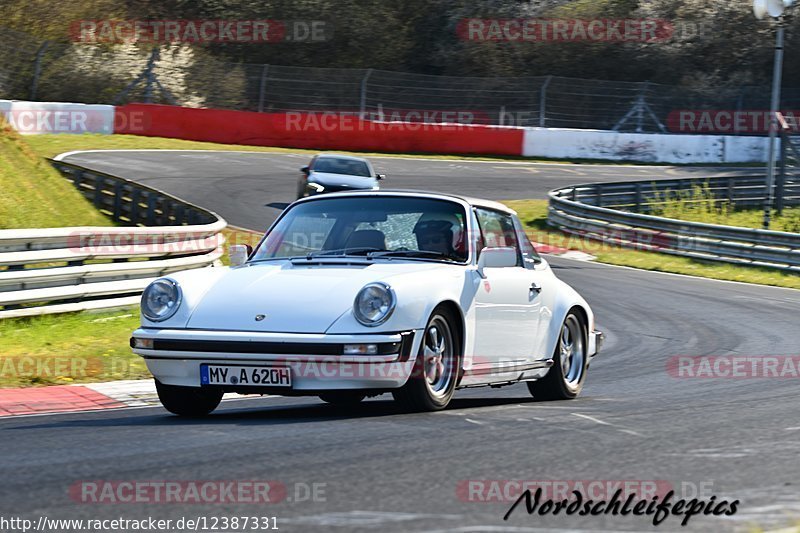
[[251, 196, 469, 263], [312, 157, 371, 177]]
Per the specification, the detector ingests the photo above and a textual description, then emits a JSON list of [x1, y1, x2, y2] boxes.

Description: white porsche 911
[[131, 191, 603, 416]]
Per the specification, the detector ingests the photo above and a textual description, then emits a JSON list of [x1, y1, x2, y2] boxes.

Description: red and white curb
[[0, 380, 242, 418], [533, 241, 596, 262], [83, 379, 161, 408], [0, 385, 126, 417]]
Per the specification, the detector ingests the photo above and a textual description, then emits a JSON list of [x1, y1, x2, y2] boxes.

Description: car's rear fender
[[542, 280, 597, 359]]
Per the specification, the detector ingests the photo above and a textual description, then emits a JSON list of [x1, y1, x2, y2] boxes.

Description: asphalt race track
[[58, 150, 753, 230], [2, 150, 798, 532]]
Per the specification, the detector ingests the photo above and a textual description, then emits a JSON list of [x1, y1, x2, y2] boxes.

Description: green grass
[[0, 123, 113, 229], [504, 199, 800, 290], [0, 308, 148, 388], [656, 206, 800, 233], [646, 183, 800, 233]]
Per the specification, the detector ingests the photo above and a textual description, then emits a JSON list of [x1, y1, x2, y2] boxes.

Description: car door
[[472, 208, 542, 367], [512, 213, 558, 361]]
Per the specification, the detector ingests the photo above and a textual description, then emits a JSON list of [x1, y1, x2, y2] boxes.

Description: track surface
[[2, 151, 797, 532], [59, 150, 753, 230]]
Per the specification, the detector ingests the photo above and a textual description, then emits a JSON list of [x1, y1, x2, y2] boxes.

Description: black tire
[[155, 379, 223, 417], [527, 312, 588, 400], [318, 391, 366, 406], [392, 306, 460, 412], [296, 179, 307, 200]]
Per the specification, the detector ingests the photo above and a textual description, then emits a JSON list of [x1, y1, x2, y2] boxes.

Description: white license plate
[[200, 364, 292, 387]]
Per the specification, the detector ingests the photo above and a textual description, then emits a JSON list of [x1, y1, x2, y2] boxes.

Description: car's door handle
[[529, 282, 542, 293]]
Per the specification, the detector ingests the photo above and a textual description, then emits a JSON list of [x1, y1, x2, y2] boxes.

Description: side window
[[475, 208, 522, 266], [512, 215, 542, 269]]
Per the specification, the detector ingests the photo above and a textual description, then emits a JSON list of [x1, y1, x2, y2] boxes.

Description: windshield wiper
[[305, 247, 383, 258], [261, 248, 461, 262], [250, 247, 384, 263], [367, 250, 459, 262]]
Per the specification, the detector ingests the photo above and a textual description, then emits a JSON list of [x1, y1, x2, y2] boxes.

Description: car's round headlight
[[141, 278, 182, 322], [353, 282, 396, 326]]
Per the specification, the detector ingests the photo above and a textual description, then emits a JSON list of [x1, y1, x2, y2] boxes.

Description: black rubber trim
[[152, 339, 398, 355], [397, 331, 415, 362], [134, 331, 416, 357], [462, 360, 552, 376]]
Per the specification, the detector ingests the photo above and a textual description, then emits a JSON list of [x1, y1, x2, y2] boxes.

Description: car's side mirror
[[376, 173, 386, 180], [477, 247, 517, 277], [229, 244, 252, 267], [300, 166, 310, 174]]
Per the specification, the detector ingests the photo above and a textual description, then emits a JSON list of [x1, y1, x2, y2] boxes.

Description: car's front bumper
[[131, 328, 421, 391]]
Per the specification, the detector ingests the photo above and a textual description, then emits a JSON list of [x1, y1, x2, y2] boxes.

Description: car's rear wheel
[[528, 312, 587, 400], [155, 379, 223, 417], [393, 307, 460, 411], [318, 391, 366, 406]]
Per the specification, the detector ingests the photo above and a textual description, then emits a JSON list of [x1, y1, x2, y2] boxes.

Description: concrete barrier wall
[[0, 100, 114, 135], [122, 104, 768, 163], [0, 100, 773, 163], [114, 104, 526, 156], [720, 135, 772, 163], [522, 127, 769, 164]]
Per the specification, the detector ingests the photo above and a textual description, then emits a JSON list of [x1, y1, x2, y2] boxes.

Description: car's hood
[[182, 261, 447, 333], [308, 171, 376, 189]]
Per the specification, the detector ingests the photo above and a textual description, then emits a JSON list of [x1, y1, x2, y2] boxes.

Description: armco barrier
[[548, 176, 800, 271], [0, 161, 227, 319]]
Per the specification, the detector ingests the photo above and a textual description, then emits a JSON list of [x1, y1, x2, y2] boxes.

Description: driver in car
[[413, 218, 456, 256]]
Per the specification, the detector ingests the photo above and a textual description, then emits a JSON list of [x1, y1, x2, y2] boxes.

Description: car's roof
[[315, 153, 370, 163], [298, 189, 516, 215]]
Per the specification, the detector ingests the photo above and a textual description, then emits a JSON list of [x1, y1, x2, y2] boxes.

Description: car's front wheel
[[527, 312, 587, 400], [393, 307, 460, 411], [296, 179, 308, 200], [155, 379, 223, 417]]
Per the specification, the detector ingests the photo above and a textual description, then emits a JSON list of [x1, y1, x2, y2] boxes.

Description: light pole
[[753, 0, 794, 229]]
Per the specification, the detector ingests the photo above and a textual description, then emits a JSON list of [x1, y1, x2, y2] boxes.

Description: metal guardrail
[[0, 161, 227, 319], [547, 175, 800, 272]]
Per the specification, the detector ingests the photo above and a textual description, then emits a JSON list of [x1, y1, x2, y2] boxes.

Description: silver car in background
[[297, 153, 385, 198]]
